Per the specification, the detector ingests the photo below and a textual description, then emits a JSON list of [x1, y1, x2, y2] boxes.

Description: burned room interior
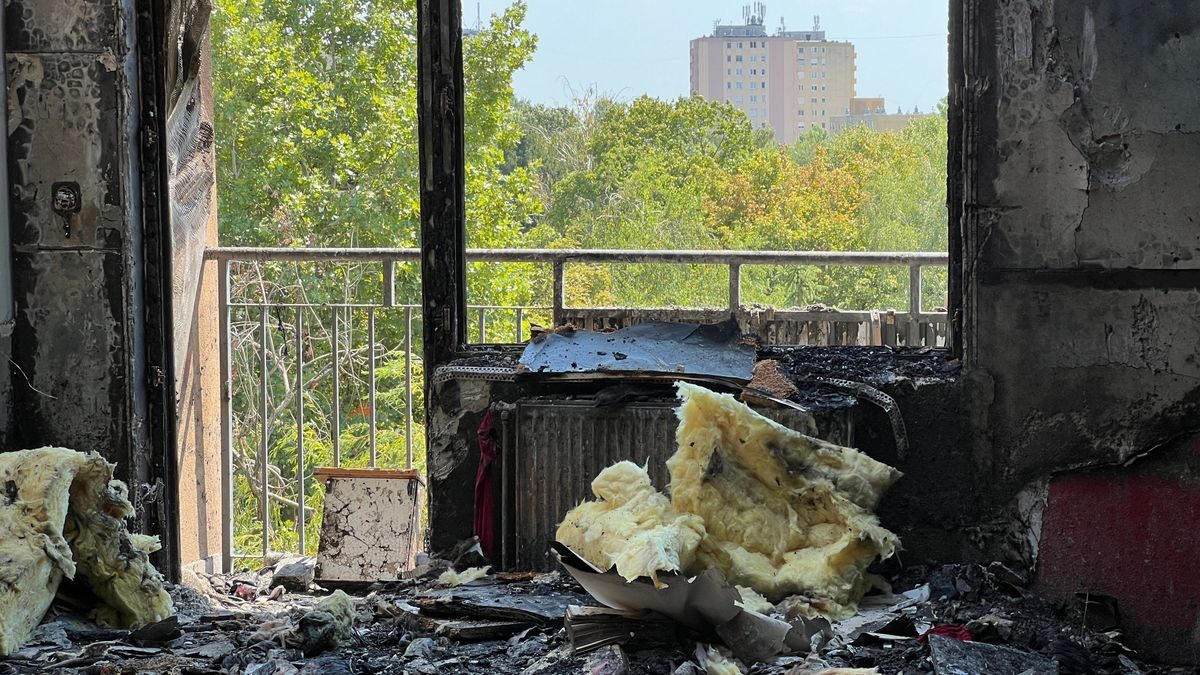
[[2, 0, 1200, 673]]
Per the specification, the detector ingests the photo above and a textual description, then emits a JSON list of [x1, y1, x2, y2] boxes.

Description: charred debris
[[0, 321, 1186, 674]]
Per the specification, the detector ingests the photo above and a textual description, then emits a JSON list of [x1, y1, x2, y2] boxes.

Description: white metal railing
[[207, 247, 948, 565]]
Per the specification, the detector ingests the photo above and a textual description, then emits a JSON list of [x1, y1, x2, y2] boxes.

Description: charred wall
[[961, 0, 1200, 661], [5, 0, 147, 476]]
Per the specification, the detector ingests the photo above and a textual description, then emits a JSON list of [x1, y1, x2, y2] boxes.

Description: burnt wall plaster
[[427, 377, 520, 556], [966, 0, 1200, 507], [963, 0, 1200, 660], [5, 0, 147, 488]]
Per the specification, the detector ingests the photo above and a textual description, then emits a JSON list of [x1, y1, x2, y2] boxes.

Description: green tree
[[212, 0, 540, 555]]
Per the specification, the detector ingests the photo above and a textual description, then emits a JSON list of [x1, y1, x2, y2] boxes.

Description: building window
[[811, 85, 817, 91], [798, 71, 805, 79], [749, 82, 756, 89], [750, 55, 758, 63], [750, 41, 756, 48], [750, 95, 757, 102], [811, 58, 818, 65], [737, 41, 743, 48], [798, 123, 806, 129], [798, 109, 804, 116], [726, 82, 732, 89], [735, 96, 744, 103], [761, 81, 767, 89], [749, 108, 757, 117], [726, 41, 732, 48], [727, 55, 731, 62], [750, 68, 756, 75], [736, 82, 743, 89], [736, 55, 743, 62], [762, 69, 767, 76], [798, 47, 805, 53], [811, 97, 818, 103], [736, 68, 743, 75]]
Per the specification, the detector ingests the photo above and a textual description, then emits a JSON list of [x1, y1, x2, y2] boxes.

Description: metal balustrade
[[206, 246, 949, 566]]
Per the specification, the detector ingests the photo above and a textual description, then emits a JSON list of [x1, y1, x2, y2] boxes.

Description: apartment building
[[689, 5, 857, 145]]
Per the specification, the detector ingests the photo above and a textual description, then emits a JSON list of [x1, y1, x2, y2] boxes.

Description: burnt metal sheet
[[518, 319, 755, 381], [504, 398, 848, 571]]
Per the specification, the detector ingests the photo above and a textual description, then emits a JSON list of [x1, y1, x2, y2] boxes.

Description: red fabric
[[474, 410, 498, 559], [918, 624, 973, 643]]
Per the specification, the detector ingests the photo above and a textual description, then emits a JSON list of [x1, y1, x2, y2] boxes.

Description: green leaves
[[515, 94, 948, 311]]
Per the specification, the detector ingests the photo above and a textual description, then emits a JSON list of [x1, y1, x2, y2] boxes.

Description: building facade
[[689, 11, 856, 145]]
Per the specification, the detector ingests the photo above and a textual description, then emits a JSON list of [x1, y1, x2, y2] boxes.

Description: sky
[[471, 0, 949, 113]]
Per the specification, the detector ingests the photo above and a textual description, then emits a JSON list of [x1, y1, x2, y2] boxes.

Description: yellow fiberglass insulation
[[555, 460, 704, 588], [555, 383, 901, 619], [0, 448, 173, 655], [669, 382, 901, 614]]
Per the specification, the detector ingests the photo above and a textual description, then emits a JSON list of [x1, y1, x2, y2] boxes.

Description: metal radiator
[[498, 397, 852, 571]]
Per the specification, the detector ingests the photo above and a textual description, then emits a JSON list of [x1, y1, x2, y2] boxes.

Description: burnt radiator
[[498, 397, 852, 571]]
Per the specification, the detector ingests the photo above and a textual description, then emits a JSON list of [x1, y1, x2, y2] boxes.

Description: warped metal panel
[[504, 398, 850, 571]]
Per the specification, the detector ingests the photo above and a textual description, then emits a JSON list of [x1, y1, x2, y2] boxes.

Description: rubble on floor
[[0, 447, 173, 656], [0, 558, 1188, 674]]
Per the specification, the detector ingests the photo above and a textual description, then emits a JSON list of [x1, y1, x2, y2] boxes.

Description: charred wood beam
[[135, 0, 182, 581], [417, 0, 467, 378]]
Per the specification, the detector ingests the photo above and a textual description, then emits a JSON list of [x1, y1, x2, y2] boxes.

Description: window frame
[[415, 0, 966, 370]]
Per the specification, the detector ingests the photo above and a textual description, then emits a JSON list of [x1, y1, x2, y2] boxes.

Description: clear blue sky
[[470, 0, 949, 113]]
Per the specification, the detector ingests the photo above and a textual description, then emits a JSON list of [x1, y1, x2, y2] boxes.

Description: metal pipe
[[515, 307, 523, 342], [218, 260, 233, 570], [0, 6, 13, 337], [205, 247, 948, 266], [368, 306, 377, 468], [552, 261, 565, 327], [729, 263, 742, 311], [405, 306, 414, 470], [331, 307, 340, 468], [383, 260, 395, 307], [477, 307, 486, 343], [259, 307, 271, 556], [295, 307, 306, 554]]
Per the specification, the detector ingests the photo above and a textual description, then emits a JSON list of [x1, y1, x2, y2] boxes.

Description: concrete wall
[[4, 0, 223, 572], [962, 0, 1200, 661], [167, 19, 223, 572], [5, 0, 147, 478]]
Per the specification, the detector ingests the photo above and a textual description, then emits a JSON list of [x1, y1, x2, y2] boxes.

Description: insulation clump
[[437, 565, 491, 587], [556, 460, 705, 588], [556, 382, 902, 618], [0, 447, 173, 656]]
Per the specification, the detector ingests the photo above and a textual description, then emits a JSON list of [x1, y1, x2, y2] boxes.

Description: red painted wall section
[[1037, 437, 1200, 663]]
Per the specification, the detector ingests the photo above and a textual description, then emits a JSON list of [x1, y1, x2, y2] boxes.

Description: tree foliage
[[212, 0, 948, 555]]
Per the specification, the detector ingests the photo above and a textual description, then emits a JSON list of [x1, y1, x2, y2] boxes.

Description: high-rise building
[[689, 4, 858, 145]]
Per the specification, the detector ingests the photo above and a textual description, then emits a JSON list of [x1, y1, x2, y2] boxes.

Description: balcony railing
[[206, 246, 949, 566]]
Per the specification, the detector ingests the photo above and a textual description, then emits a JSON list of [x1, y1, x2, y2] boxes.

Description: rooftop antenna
[[813, 14, 820, 31], [779, 16, 786, 33], [473, 2, 482, 31]]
